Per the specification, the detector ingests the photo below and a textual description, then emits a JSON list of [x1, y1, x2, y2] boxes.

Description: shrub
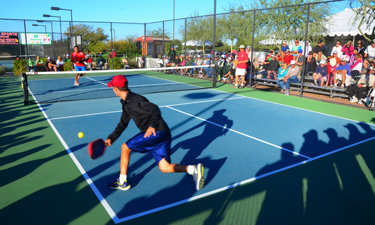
[[63, 60, 73, 71], [108, 57, 123, 70], [13, 59, 27, 75], [0, 65, 6, 75], [128, 58, 137, 69]]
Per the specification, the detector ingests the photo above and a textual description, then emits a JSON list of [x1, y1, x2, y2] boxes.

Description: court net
[[22, 65, 213, 104]]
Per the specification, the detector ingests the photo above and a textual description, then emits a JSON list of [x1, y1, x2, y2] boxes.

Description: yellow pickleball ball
[[78, 132, 84, 138]]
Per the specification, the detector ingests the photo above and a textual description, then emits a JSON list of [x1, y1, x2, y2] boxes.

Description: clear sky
[[0, 0, 236, 41], [0, 0, 351, 42]]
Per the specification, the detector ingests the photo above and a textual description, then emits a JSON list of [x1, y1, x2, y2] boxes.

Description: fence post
[[23, 20, 28, 59], [144, 23, 147, 68], [162, 21, 165, 66], [111, 22, 114, 69], [248, 10, 256, 88], [300, 3, 310, 98], [212, 0, 217, 88], [51, 22, 55, 60], [185, 18, 187, 63]]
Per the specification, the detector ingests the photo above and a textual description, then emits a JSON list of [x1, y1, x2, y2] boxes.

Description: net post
[[248, 10, 256, 88], [212, 0, 217, 88], [300, 3, 310, 98], [22, 73, 29, 105]]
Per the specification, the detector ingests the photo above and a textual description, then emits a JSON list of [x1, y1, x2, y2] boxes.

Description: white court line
[[27, 87, 120, 224], [166, 106, 311, 159], [49, 96, 247, 120], [85, 76, 107, 86], [33, 82, 178, 95]]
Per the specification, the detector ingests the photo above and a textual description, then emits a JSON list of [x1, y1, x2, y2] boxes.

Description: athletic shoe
[[232, 85, 238, 88], [239, 85, 244, 89], [358, 99, 365, 104], [108, 179, 131, 191], [340, 85, 344, 88], [349, 96, 358, 103], [74, 82, 79, 86], [193, 163, 205, 191]]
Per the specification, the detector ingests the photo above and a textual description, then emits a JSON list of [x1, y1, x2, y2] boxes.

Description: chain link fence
[[1, 0, 375, 109]]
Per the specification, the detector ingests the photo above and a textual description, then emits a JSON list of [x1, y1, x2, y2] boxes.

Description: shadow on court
[[117, 121, 375, 225]]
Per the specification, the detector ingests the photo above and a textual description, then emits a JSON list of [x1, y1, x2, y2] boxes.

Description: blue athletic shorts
[[75, 65, 86, 71], [126, 131, 171, 163]]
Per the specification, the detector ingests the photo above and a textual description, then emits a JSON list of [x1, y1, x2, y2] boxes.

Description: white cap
[[368, 66, 373, 70], [228, 57, 232, 60], [320, 60, 325, 64], [47, 57, 51, 60], [197, 55, 201, 57], [290, 60, 296, 65], [246, 46, 250, 49], [66, 54, 69, 57]]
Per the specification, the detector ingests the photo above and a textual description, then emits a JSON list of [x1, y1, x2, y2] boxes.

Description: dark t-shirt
[[268, 59, 281, 71], [307, 57, 317, 72], [313, 45, 327, 56]]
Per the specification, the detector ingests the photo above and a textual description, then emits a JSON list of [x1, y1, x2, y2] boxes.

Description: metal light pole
[[51, 7, 73, 54], [37, 20, 55, 60], [111, 28, 115, 42], [32, 24, 46, 33], [43, 14, 62, 40], [173, 0, 175, 46]]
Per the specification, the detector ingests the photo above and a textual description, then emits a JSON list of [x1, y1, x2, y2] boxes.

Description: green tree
[[241, 0, 330, 50], [218, 3, 254, 52], [181, 10, 213, 51], [65, 24, 108, 50], [146, 28, 171, 38], [350, 0, 375, 42]]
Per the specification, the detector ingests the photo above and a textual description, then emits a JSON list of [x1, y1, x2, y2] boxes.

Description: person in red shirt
[[110, 49, 116, 58], [283, 49, 294, 66], [71, 45, 86, 86], [233, 45, 249, 89]]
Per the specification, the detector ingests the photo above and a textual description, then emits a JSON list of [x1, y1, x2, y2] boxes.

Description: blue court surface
[[34, 77, 375, 223]]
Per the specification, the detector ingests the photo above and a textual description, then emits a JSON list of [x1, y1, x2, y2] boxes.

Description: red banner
[[0, 32, 19, 45]]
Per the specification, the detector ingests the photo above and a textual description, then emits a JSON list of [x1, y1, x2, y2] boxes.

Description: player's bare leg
[[120, 143, 131, 176], [158, 158, 187, 173]]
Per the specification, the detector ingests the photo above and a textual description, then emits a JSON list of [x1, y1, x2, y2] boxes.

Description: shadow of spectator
[[300, 130, 330, 158]]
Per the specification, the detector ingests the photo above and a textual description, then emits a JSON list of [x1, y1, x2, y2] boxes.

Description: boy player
[[71, 45, 86, 86], [105, 75, 205, 191]]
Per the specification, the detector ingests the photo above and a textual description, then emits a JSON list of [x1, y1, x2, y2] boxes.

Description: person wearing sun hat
[[283, 60, 301, 96], [232, 45, 248, 89], [105, 75, 206, 191]]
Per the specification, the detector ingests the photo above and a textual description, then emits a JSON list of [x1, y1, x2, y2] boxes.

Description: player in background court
[[71, 45, 86, 86]]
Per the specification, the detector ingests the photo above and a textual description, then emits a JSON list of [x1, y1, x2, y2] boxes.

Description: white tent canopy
[[325, 8, 375, 37], [182, 40, 213, 46]]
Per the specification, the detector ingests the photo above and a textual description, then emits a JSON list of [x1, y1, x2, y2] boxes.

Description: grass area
[[1, 75, 375, 224]]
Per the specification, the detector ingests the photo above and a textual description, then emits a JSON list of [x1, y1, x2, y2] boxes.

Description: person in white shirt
[[246, 46, 252, 61], [364, 39, 375, 62], [56, 56, 64, 66], [305, 41, 312, 57], [331, 41, 343, 58]]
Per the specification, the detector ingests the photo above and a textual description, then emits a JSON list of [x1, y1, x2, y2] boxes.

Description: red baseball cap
[[107, 75, 128, 87]]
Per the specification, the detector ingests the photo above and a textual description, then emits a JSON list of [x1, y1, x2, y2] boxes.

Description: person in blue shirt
[[275, 62, 289, 91], [279, 41, 290, 62], [333, 55, 351, 88], [313, 60, 328, 86]]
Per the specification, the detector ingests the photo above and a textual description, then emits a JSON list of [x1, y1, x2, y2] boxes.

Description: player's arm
[[107, 111, 131, 144]]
